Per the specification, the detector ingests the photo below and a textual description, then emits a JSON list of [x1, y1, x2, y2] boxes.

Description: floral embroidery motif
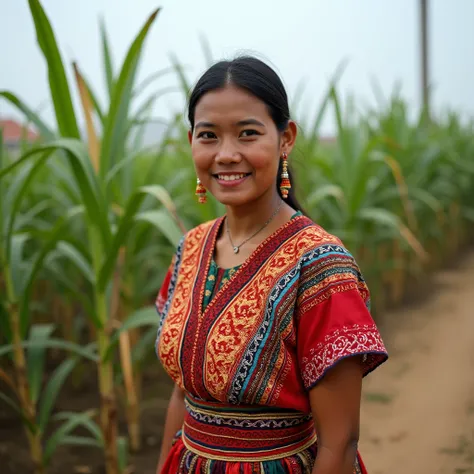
[[156, 216, 388, 412], [301, 324, 386, 388]]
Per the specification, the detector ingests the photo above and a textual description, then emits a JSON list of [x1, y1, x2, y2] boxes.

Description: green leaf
[[308, 58, 348, 147], [133, 66, 174, 96], [28, 0, 80, 138], [44, 411, 102, 464], [0, 129, 3, 241], [0, 91, 54, 139], [117, 436, 129, 472], [306, 184, 345, 208], [16, 200, 52, 230], [105, 306, 157, 361], [59, 435, 103, 448], [358, 207, 401, 232], [4, 151, 52, 262], [135, 209, 183, 247], [42, 256, 95, 317], [0, 392, 37, 434], [100, 17, 115, 97], [0, 139, 111, 250], [53, 411, 103, 443], [27, 324, 56, 405], [169, 53, 191, 98], [38, 358, 77, 432], [97, 184, 182, 292], [55, 241, 94, 284], [119, 306, 158, 332], [462, 207, 474, 222], [18, 206, 85, 333], [9, 233, 31, 298], [104, 153, 142, 191], [0, 339, 98, 362], [99, 8, 160, 180], [131, 326, 157, 364]]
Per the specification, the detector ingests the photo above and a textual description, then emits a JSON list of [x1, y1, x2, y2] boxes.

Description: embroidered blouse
[[155, 214, 388, 415]]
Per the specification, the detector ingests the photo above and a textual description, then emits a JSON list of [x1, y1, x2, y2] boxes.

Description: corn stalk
[[0, 2, 185, 472]]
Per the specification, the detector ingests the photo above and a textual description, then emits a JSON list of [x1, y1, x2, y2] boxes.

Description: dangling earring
[[280, 152, 291, 199], [195, 178, 207, 204]]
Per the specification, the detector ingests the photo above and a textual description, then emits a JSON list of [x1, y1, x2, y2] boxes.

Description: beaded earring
[[280, 152, 291, 199], [195, 178, 207, 204]]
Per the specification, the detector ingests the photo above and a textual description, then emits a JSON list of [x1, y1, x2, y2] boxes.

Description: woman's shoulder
[[292, 217, 364, 274], [180, 217, 222, 244], [295, 216, 347, 254]]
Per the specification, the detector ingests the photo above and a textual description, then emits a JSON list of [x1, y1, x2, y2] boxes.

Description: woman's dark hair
[[187, 56, 305, 213]]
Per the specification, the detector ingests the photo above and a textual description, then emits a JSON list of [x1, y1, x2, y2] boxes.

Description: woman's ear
[[188, 130, 193, 145], [280, 120, 298, 155]]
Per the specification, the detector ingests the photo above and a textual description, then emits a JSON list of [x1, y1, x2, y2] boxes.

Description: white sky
[[1, 0, 474, 134]]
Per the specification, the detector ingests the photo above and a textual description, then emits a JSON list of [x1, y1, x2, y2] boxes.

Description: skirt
[[161, 395, 367, 474]]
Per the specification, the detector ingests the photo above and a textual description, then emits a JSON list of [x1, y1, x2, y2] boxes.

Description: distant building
[[0, 118, 39, 156]]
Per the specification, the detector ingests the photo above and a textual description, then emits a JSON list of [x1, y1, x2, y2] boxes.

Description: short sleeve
[[296, 246, 388, 390]]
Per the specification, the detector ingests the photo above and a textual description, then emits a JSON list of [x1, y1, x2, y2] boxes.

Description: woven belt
[[182, 395, 317, 462]]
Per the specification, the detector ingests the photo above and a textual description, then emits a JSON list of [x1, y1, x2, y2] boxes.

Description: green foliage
[[0, 0, 474, 472]]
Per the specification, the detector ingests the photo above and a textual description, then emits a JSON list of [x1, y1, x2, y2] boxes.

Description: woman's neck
[[224, 191, 287, 242]]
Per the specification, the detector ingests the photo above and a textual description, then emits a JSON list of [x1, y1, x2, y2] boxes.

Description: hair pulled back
[[187, 56, 304, 213]]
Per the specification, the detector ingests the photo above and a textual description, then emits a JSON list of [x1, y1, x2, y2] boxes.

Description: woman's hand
[[309, 356, 363, 474]]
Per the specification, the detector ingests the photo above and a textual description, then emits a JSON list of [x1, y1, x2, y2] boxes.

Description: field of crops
[[1, 1, 474, 474]]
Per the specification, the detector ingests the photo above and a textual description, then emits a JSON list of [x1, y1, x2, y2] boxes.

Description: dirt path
[[359, 253, 474, 474]]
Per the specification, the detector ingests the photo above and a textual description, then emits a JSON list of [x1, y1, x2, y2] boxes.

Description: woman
[[155, 56, 388, 474]]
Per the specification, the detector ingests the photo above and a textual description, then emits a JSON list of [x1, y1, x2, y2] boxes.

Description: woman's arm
[[156, 384, 186, 474], [309, 356, 363, 474]]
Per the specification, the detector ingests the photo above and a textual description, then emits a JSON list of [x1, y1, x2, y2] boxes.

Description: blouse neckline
[[212, 211, 303, 272]]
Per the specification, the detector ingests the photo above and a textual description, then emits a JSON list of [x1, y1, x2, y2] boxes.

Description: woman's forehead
[[194, 85, 271, 123]]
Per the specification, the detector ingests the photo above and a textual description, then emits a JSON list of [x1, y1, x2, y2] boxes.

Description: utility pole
[[420, 0, 430, 118]]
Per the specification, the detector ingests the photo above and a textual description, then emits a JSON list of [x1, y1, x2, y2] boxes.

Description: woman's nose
[[215, 144, 241, 164]]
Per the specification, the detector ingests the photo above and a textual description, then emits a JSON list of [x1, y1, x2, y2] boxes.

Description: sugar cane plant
[[1, 1, 474, 473], [0, 1, 185, 473]]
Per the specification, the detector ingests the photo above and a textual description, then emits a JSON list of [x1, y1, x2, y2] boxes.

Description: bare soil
[[359, 252, 474, 473]]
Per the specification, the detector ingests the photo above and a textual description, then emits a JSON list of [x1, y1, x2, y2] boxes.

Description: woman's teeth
[[217, 174, 247, 181]]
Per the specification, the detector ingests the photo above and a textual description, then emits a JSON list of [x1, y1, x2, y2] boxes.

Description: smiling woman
[[154, 56, 388, 474], [189, 85, 292, 211]]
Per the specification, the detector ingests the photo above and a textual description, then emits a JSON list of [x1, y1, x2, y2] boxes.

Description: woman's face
[[188, 84, 296, 207]]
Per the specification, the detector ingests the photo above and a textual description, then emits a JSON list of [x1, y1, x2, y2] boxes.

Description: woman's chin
[[216, 198, 249, 207], [209, 189, 252, 207]]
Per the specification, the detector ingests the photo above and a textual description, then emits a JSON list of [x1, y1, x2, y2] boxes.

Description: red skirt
[[160, 396, 367, 473]]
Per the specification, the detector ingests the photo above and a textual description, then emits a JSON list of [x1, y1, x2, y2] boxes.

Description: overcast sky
[[1, 0, 473, 134]]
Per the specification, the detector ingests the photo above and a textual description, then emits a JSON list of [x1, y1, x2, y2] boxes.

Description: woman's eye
[[240, 129, 260, 138], [197, 131, 217, 139]]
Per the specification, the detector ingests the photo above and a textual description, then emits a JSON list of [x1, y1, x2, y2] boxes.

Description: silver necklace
[[226, 200, 283, 254]]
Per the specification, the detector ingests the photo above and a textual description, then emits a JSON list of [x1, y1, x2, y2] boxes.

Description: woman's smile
[[212, 171, 252, 187]]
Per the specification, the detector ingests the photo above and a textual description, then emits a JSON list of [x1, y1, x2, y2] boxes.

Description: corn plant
[[0, 130, 105, 473], [0, 1, 185, 472], [1, 2, 474, 471], [294, 83, 474, 311]]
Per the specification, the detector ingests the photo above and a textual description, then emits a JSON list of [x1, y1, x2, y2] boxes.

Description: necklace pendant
[[233, 246, 239, 254]]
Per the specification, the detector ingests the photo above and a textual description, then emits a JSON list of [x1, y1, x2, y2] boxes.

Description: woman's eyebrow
[[195, 121, 216, 129], [236, 119, 265, 127]]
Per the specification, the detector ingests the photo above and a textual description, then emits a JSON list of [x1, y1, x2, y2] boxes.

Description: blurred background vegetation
[[1, 1, 473, 473]]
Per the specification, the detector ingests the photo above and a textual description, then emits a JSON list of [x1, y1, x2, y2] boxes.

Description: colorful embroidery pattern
[[182, 395, 316, 461], [297, 244, 370, 314], [155, 215, 388, 473], [300, 324, 387, 389], [157, 222, 214, 387], [161, 395, 366, 473]]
